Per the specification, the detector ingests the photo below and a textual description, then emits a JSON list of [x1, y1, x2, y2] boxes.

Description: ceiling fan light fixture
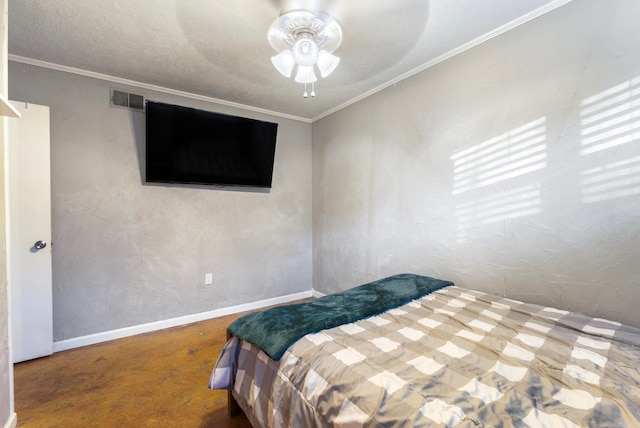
[[316, 50, 340, 78], [292, 33, 319, 67], [271, 50, 295, 78], [295, 65, 317, 84], [268, 10, 342, 98]]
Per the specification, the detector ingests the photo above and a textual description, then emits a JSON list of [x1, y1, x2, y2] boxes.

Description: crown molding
[[311, 0, 575, 122], [8, 54, 312, 123]]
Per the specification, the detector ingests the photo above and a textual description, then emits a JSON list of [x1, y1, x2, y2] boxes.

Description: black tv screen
[[145, 101, 278, 188]]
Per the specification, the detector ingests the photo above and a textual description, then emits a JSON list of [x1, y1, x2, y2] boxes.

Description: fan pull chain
[[311, 82, 316, 97], [303, 82, 308, 98]]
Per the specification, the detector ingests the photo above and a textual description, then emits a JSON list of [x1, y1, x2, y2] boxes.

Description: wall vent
[[110, 88, 145, 111]]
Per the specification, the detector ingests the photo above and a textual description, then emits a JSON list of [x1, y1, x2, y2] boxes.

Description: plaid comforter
[[210, 286, 640, 427]]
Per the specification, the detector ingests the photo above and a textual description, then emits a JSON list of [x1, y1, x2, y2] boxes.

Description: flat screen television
[[145, 101, 278, 188]]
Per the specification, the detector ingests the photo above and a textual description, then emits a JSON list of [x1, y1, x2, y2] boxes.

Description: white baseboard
[[3, 412, 17, 428], [312, 290, 326, 298], [53, 290, 313, 353]]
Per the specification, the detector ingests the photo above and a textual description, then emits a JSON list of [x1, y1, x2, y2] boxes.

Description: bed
[[209, 274, 640, 427]]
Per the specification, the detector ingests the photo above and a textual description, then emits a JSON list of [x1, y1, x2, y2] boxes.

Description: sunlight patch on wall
[[455, 184, 541, 242], [581, 77, 640, 203], [580, 77, 640, 156], [451, 118, 546, 195], [582, 155, 640, 203], [451, 118, 546, 242]]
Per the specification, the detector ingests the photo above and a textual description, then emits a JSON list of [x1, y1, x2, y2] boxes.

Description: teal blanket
[[228, 273, 453, 360]]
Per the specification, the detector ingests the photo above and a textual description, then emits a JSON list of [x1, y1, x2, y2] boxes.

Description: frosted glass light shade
[[271, 50, 296, 78], [292, 34, 319, 67], [316, 50, 340, 78], [295, 65, 317, 83]]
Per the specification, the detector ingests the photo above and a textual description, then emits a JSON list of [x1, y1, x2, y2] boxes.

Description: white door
[[7, 101, 52, 363]]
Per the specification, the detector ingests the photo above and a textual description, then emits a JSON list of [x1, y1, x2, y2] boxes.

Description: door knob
[[34, 240, 47, 250]]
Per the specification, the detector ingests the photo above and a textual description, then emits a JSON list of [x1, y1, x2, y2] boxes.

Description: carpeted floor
[[14, 312, 253, 427]]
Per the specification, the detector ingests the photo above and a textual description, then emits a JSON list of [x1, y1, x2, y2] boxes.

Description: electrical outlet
[[205, 273, 213, 285]]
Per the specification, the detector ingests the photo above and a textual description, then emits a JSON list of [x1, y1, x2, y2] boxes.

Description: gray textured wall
[[8, 63, 313, 341], [312, 0, 640, 327]]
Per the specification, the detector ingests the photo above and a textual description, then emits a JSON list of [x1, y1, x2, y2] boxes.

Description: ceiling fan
[[268, 9, 343, 98]]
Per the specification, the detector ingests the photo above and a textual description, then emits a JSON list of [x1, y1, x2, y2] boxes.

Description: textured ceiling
[[8, 0, 571, 121]]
